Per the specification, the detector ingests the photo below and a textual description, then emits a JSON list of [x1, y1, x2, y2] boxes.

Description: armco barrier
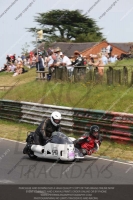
[[0, 99, 133, 142]]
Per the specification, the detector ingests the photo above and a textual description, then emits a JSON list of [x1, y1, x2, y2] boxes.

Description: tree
[[21, 42, 30, 56], [28, 9, 105, 43], [75, 32, 106, 42]]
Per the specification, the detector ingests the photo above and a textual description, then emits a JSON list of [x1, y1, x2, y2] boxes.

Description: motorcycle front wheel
[[28, 150, 37, 159]]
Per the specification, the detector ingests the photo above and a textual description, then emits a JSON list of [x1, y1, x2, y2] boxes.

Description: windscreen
[[51, 132, 73, 144]]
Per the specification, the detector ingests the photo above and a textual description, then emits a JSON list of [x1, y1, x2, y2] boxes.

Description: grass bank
[[1, 67, 133, 112]]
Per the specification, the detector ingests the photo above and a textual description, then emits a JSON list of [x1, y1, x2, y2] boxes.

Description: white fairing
[[31, 143, 75, 161], [31, 145, 44, 154]]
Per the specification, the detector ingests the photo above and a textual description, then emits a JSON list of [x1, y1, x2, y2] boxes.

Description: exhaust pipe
[[31, 145, 44, 154]]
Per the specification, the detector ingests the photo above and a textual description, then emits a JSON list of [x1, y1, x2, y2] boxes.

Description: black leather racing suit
[[34, 118, 61, 145]]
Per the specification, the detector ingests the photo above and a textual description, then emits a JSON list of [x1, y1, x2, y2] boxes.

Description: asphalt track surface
[[0, 138, 133, 185]]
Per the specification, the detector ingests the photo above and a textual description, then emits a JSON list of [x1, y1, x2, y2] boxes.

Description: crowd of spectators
[[1, 42, 126, 79], [32, 47, 86, 80], [88, 43, 118, 76], [2, 54, 29, 76]]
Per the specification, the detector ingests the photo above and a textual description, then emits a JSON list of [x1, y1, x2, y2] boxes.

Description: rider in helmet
[[23, 111, 61, 154], [74, 125, 102, 156], [89, 125, 100, 140], [34, 111, 61, 145]]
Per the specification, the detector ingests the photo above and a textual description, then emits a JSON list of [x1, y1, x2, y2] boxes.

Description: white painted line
[[0, 137, 25, 144], [0, 179, 14, 184], [85, 155, 133, 166]]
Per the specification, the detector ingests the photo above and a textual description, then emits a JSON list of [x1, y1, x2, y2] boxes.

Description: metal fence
[[1, 99, 133, 143], [50, 66, 133, 86]]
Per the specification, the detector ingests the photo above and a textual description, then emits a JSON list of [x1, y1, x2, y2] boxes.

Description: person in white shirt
[[59, 52, 73, 76], [46, 51, 57, 80], [102, 54, 108, 65], [109, 54, 117, 63], [106, 43, 113, 57], [10, 64, 16, 72]]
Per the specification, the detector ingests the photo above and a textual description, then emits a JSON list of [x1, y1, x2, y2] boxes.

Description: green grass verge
[[1, 69, 133, 112]]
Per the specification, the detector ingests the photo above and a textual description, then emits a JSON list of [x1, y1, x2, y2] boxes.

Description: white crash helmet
[[51, 111, 61, 126]]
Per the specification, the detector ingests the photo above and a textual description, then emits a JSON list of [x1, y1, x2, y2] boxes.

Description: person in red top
[[74, 125, 102, 155]]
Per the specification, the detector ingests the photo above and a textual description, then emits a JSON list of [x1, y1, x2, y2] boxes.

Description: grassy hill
[[0, 59, 133, 113]]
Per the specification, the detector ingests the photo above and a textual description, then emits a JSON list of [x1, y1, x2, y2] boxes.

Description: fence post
[[107, 66, 113, 85], [122, 66, 128, 85], [73, 66, 87, 82], [54, 67, 68, 81], [114, 69, 121, 84], [130, 71, 133, 86]]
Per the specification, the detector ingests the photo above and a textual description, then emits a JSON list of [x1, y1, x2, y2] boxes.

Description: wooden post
[[122, 66, 128, 85], [106, 66, 113, 85]]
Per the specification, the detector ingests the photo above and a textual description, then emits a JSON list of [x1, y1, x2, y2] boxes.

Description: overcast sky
[[0, 0, 133, 68]]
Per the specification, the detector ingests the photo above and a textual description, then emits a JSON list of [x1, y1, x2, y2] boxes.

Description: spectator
[[102, 53, 108, 65], [29, 51, 35, 67], [25, 56, 31, 68], [72, 51, 84, 66], [83, 56, 88, 66], [10, 63, 16, 72], [36, 52, 45, 72], [12, 54, 16, 64], [6, 55, 11, 64], [59, 52, 73, 76], [21, 54, 26, 61], [54, 47, 62, 66], [90, 53, 105, 76], [116, 55, 121, 61], [88, 54, 95, 70], [6, 62, 16, 73], [42, 47, 48, 58], [6, 63, 12, 72], [13, 61, 23, 76], [46, 50, 57, 80], [47, 50, 56, 67], [106, 43, 113, 57], [89, 54, 95, 63], [109, 54, 117, 63], [17, 56, 22, 62], [3, 64, 8, 71], [31, 55, 37, 67], [59, 52, 71, 66]]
